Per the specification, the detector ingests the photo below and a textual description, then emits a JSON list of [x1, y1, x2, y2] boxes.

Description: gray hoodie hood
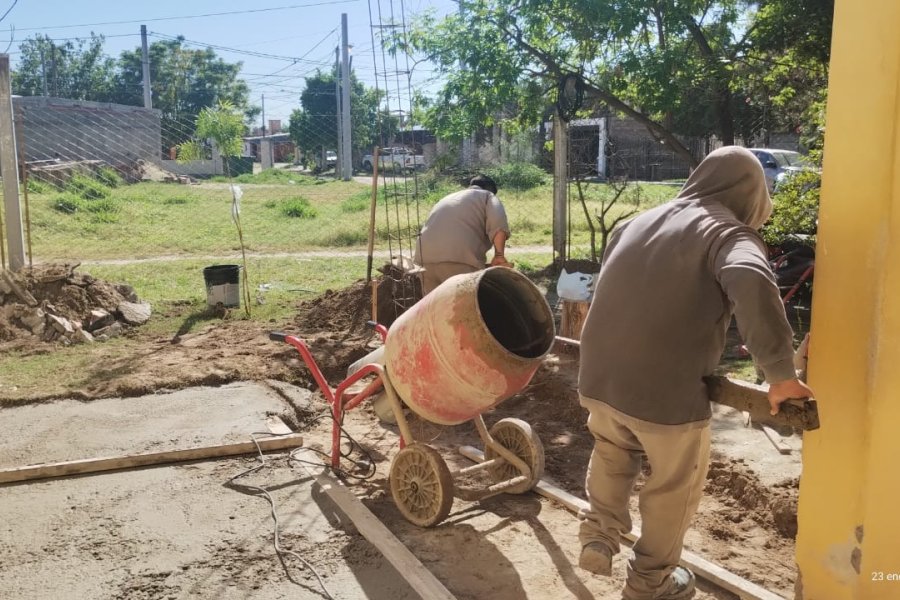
[[677, 146, 772, 230]]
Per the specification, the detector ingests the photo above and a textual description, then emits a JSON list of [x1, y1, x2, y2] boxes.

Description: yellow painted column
[[796, 1, 900, 598]]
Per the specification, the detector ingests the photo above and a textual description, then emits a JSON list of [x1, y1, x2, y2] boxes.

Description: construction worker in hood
[[414, 174, 512, 295], [576, 146, 814, 600]]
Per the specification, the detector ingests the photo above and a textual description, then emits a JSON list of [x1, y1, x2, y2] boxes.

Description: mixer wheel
[[484, 418, 545, 494], [389, 444, 454, 527]]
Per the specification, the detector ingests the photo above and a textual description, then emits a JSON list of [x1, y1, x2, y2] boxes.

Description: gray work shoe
[[623, 566, 696, 600], [578, 542, 613, 576]]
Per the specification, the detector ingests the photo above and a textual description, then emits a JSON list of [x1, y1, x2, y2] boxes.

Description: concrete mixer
[[271, 266, 555, 527]]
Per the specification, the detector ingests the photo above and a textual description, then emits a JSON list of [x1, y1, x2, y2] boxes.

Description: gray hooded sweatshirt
[[578, 146, 797, 425]]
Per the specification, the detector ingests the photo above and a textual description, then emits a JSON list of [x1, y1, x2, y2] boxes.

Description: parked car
[[361, 147, 426, 172], [325, 150, 338, 168], [748, 148, 818, 193]]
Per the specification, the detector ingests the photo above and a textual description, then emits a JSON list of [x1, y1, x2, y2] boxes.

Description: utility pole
[[552, 113, 568, 264], [0, 55, 25, 271], [261, 94, 266, 137], [334, 46, 342, 178], [51, 44, 57, 97], [39, 47, 47, 96], [340, 13, 352, 181], [141, 25, 152, 109]]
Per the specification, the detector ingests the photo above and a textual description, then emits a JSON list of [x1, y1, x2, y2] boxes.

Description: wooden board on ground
[[0, 434, 304, 484], [293, 451, 457, 600], [458, 445, 785, 600], [759, 425, 793, 455]]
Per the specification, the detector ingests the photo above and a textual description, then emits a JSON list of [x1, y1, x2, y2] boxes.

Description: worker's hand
[[490, 255, 513, 268], [767, 378, 815, 415]]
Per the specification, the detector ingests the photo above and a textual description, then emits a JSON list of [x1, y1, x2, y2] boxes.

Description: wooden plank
[[0, 434, 304, 484], [550, 336, 819, 431], [293, 452, 457, 600], [458, 445, 786, 600], [705, 377, 819, 431], [759, 425, 793, 455], [265, 415, 293, 436]]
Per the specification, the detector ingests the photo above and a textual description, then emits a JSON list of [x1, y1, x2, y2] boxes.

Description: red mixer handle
[[366, 320, 388, 342]]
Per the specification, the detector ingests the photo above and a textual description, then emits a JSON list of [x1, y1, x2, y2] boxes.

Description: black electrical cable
[[288, 410, 378, 481], [226, 432, 336, 600]]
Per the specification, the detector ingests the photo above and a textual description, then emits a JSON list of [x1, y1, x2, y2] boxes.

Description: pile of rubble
[[0, 263, 151, 347]]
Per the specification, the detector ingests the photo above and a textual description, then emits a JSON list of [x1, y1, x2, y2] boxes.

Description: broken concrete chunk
[[47, 313, 75, 334], [21, 308, 46, 335], [93, 321, 123, 340], [117, 301, 151, 325], [87, 309, 114, 332], [71, 328, 95, 344]]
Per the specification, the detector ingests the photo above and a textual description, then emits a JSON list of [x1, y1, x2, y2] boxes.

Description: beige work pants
[[578, 396, 710, 599], [420, 262, 480, 295]]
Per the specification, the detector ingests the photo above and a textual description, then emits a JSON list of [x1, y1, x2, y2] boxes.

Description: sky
[[0, 0, 458, 124]]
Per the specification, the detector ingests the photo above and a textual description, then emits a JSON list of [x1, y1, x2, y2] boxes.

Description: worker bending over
[[414, 174, 511, 294], [577, 146, 814, 600]]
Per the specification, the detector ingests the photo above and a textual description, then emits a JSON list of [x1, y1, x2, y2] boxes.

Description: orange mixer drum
[[383, 267, 556, 425]]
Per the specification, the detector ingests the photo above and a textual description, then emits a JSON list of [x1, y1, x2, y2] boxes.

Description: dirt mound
[[293, 272, 422, 335], [706, 459, 799, 538], [0, 263, 149, 351]]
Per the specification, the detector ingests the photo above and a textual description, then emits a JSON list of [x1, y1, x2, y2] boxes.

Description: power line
[[150, 31, 333, 64], [242, 29, 338, 83], [8, 33, 140, 43], [0, 0, 18, 25], [12, 1, 362, 32]]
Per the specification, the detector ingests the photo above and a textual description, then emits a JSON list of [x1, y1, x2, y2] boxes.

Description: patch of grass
[[511, 216, 539, 233], [277, 197, 318, 219], [53, 192, 84, 214], [26, 178, 51, 194], [341, 190, 372, 213], [485, 162, 548, 191], [67, 173, 111, 200], [162, 195, 195, 205], [316, 228, 368, 246], [96, 167, 124, 188]]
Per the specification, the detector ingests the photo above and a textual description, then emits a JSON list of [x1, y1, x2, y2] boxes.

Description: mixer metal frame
[[270, 326, 545, 527]]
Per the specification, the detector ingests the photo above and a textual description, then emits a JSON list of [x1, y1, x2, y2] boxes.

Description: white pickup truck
[[361, 147, 426, 172]]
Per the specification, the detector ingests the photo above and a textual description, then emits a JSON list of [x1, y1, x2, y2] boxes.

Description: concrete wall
[[13, 96, 162, 166]]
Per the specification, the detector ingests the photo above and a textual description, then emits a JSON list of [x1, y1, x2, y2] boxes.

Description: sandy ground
[[0, 376, 801, 599], [0, 269, 805, 599], [0, 383, 417, 600]]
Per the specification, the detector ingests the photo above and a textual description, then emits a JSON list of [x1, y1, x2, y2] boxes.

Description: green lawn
[[24, 170, 678, 261]]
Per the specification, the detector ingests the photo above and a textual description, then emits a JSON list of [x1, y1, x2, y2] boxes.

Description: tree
[[12, 34, 118, 101], [115, 38, 253, 119], [740, 0, 833, 151], [115, 37, 257, 150], [178, 102, 252, 316], [288, 69, 396, 167], [401, 0, 833, 165]]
